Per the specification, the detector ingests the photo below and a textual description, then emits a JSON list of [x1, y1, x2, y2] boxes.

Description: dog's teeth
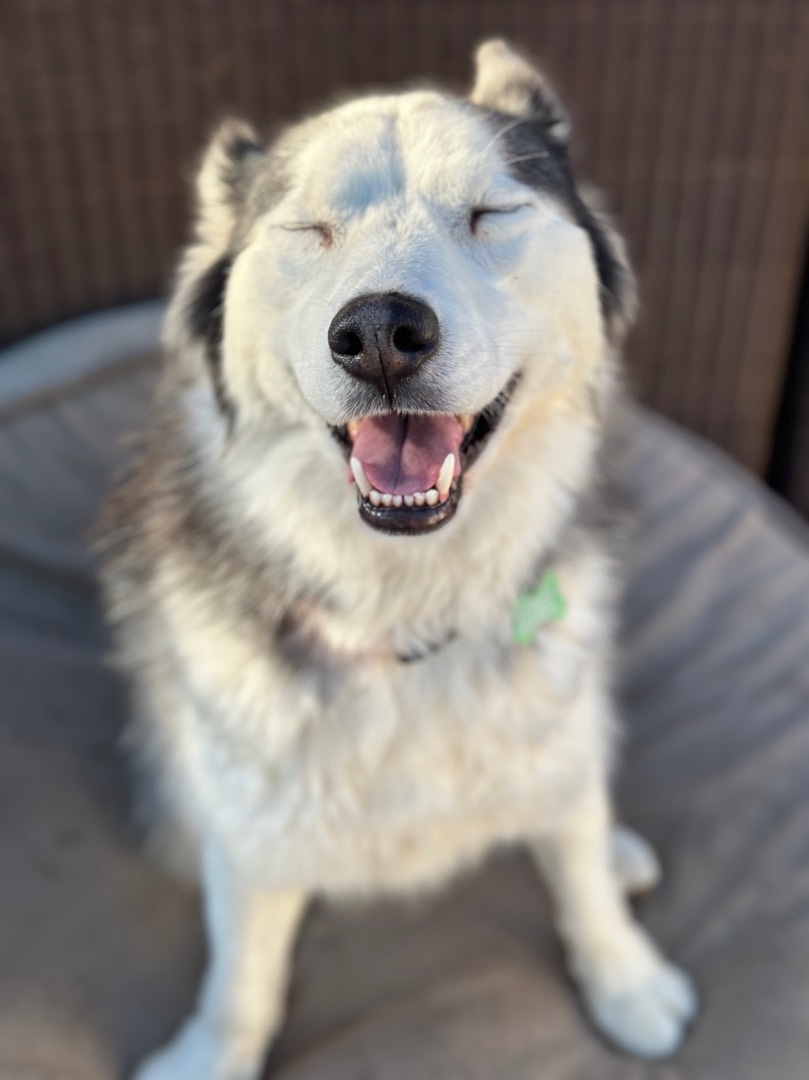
[[381, 493, 393, 507], [414, 492, 426, 507], [460, 414, 474, 434], [347, 419, 360, 439], [350, 457, 371, 498], [369, 490, 382, 506], [404, 494, 414, 507], [392, 494, 403, 508], [425, 488, 439, 506], [436, 453, 455, 498]]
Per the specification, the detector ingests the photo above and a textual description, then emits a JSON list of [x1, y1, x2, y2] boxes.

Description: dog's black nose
[[328, 293, 439, 400]]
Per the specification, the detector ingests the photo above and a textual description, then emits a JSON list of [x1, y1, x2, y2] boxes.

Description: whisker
[[498, 151, 550, 170], [474, 114, 526, 170], [468, 125, 551, 184]]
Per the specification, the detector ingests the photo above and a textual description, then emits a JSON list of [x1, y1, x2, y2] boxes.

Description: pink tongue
[[351, 414, 463, 495]]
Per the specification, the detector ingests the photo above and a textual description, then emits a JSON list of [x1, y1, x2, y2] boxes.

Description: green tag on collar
[[512, 571, 567, 645]]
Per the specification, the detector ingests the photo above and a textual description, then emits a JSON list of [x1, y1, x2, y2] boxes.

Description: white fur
[[114, 42, 697, 1080]]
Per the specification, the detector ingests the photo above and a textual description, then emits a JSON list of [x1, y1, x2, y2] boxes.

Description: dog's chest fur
[[133, 527, 614, 896]]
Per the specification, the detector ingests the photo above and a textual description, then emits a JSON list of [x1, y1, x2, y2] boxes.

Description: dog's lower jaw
[[358, 476, 462, 533]]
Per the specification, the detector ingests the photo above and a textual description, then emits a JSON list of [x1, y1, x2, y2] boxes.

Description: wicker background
[[1, 0, 808, 487]]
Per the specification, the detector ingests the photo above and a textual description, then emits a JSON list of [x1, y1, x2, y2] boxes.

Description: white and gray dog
[[99, 39, 698, 1080]]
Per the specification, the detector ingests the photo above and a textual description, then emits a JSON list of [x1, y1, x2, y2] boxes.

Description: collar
[[397, 630, 458, 664], [278, 569, 566, 668], [397, 569, 566, 664]]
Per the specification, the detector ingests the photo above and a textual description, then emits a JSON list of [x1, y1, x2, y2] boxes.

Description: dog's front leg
[[135, 843, 308, 1080], [532, 780, 698, 1059]]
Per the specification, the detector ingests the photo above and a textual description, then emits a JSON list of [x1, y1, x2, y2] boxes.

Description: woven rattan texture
[[1, 0, 808, 473]]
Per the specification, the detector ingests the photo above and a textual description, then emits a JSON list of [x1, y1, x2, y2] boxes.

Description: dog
[[98, 39, 698, 1080]]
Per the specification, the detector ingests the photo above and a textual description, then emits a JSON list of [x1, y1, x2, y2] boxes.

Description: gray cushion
[[1, 307, 808, 1079]]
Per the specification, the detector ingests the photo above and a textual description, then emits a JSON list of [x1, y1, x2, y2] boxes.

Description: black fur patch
[[220, 137, 264, 211], [227, 133, 262, 162], [483, 108, 576, 204], [493, 80, 568, 146], [187, 255, 234, 422], [570, 196, 630, 331], [480, 109, 630, 335]]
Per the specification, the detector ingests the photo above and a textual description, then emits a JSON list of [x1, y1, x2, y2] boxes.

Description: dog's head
[[170, 41, 635, 538]]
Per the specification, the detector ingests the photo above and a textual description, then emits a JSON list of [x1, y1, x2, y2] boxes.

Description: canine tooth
[[425, 488, 439, 506], [460, 414, 474, 434], [436, 453, 455, 497], [369, 490, 382, 506], [350, 456, 371, 498], [392, 494, 403, 508], [414, 492, 426, 506], [404, 494, 414, 507], [381, 493, 393, 507], [347, 419, 360, 439]]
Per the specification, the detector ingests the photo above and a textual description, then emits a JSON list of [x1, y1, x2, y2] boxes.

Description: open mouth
[[332, 374, 520, 534]]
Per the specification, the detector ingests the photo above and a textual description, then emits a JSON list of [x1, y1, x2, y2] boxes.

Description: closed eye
[[469, 204, 532, 234], [276, 222, 333, 247]]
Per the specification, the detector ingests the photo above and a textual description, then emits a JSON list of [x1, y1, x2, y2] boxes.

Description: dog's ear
[[470, 40, 571, 148], [164, 121, 262, 423], [194, 119, 264, 252]]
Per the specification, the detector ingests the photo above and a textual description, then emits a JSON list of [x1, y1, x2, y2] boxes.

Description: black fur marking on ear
[[227, 133, 263, 162], [478, 107, 574, 201], [219, 134, 264, 209], [498, 80, 568, 144], [188, 255, 235, 423]]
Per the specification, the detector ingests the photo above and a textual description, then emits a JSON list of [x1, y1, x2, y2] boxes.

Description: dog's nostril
[[330, 329, 363, 358], [392, 325, 422, 353]]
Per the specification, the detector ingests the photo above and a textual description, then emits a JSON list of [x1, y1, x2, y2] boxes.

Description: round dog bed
[[1, 305, 808, 1079]]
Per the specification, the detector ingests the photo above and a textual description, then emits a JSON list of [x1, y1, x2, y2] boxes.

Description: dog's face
[[173, 41, 634, 537]]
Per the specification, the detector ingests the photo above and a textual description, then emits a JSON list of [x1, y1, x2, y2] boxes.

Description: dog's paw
[[610, 825, 661, 896], [576, 931, 698, 1059], [584, 957, 697, 1059], [133, 1018, 263, 1080]]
